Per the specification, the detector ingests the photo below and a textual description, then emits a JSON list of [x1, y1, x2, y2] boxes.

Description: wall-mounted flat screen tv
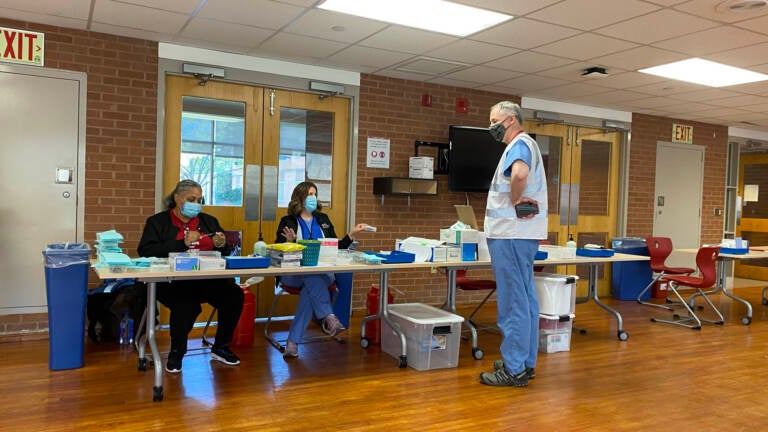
[[448, 125, 506, 192]]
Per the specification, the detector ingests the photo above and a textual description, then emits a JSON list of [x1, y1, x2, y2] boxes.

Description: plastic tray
[[225, 256, 271, 269], [576, 248, 615, 257], [535, 250, 549, 260], [720, 247, 749, 255], [370, 250, 416, 264]]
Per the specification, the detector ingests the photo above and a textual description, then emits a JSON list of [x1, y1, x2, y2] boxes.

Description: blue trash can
[[42, 243, 92, 370], [611, 237, 653, 301]]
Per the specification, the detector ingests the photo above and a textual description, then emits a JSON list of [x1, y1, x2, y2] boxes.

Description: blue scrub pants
[[280, 273, 335, 344], [487, 238, 539, 375]]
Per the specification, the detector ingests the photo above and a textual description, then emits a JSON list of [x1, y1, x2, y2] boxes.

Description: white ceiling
[[4, 0, 768, 134]]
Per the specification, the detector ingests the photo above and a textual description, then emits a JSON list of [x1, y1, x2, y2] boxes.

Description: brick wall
[[626, 113, 727, 244], [351, 74, 519, 309], [0, 19, 158, 339]]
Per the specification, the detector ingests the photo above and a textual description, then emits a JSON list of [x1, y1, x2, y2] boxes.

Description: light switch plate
[[56, 167, 73, 184]]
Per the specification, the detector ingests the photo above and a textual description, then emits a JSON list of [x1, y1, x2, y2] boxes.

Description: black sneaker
[[479, 367, 529, 387], [165, 350, 183, 374], [210, 345, 240, 366], [493, 359, 535, 379]]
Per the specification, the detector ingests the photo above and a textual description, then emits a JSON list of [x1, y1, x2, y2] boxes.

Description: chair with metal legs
[[263, 279, 342, 353], [650, 246, 723, 330], [637, 237, 695, 311]]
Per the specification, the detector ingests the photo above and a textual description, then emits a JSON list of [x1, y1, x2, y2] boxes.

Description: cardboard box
[[409, 157, 434, 179], [440, 228, 479, 244], [169, 253, 198, 271], [381, 303, 464, 371]]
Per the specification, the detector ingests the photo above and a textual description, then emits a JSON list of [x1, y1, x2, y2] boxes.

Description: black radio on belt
[[514, 202, 539, 218]]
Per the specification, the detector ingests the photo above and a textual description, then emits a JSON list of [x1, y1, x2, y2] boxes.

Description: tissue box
[[199, 257, 226, 270], [169, 253, 199, 271], [409, 157, 434, 179], [440, 228, 479, 244], [442, 245, 462, 262]]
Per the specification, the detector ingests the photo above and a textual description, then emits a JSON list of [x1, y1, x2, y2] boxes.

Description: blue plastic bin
[[610, 237, 652, 301], [42, 243, 92, 370]]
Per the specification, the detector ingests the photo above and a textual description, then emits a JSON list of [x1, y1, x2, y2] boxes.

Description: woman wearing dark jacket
[[276, 181, 369, 358], [138, 179, 244, 373]]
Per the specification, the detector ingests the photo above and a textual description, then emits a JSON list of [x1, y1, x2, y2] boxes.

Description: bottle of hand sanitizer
[[253, 233, 267, 257], [566, 234, 577, 249]]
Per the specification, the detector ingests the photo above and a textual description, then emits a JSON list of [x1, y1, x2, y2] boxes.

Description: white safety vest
[[484, 132, 548, 240]]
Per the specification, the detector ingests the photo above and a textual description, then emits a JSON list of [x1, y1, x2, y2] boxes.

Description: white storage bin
[[534, 272, 578, 315], [381, 303, 464, 371], [538, 313, 573, 353]]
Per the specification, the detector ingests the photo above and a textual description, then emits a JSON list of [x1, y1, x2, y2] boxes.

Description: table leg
[[690, 258, 752, 325], [147, 281, 163, 401], [587, 264, 628, 341], [762, 285, 768, 306], [360, 271, 407, 368], [441, 268, 482, 359]]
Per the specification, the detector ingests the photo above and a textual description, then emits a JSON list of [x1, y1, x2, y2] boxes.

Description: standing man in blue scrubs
[[480, 101, 548, 387]]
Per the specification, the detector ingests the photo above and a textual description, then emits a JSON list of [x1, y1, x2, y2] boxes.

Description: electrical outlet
[[430, 267, 437, 274]]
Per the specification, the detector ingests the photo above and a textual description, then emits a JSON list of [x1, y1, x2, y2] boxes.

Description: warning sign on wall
[[0, 27, 44, 67]]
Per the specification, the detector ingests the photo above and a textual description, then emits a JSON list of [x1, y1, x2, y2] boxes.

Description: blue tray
[[225, 256, 271, 269], [576, 248, 615, 257], [369, 250, 416, 264], [535, 250, 548, 260], [720, 247, 748, 255]]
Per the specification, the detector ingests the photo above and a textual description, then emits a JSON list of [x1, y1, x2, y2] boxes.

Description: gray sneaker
[[322, 314, 345, 337], [480, 367, 529, 387], [493, 360, 535, 379], [283, 340, 299, 358]]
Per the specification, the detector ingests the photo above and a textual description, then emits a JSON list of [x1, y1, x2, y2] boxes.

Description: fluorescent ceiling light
[[317, 0, 512, 37], [638, 58, 768, 87]]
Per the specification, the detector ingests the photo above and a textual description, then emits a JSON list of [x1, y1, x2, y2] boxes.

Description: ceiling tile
[[712, 111, 768, 122], [741, 102, 768, 112], [282, 9, 388, 43], [498, 74, 570, 91], [532, 82, 613, 99], [113, 0, 201, 14], [93, 0, 189, 33], [484, 51, 574, 73], [708, 94, 768, 107], [395, 57, 468, 75], [583, 71, 665, 90], [660, 101, 719, 113], [90, 22, 167, 41], [728, 79, 768, 95], [673, 88, 744, 102], [257, 32, 348, 59], [182, 18, 274, 50], [591, 46, 686, 71], [426, 40, 520, 64], [622, 96, 688, 109], [427, 76, 483, 89], [451, 0, 562, 16], [629, 80, 709, 96], [0, 7, 87, 28], [528, 0, 660, 31], [535, 61, 622, 82], [375, 68, 435, 82], [581, 89, 651, 104], [0, 0, 91, 19], [704, 42, 768, 68], [469, 18, 580, 50], [197, 0, 305, 29], [734, 14, 768, 36], [476, 83, 527, 95], [673, 0, 768, 23], [444, 65, 523, 84], [596, 9, 718, 44], [359, 26, 457, 55], [654, 26, 768, 56], [533, 33, 639, 60], [327, 46, 414, 70]]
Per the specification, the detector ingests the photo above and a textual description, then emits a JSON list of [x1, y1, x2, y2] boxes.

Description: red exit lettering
[[673, 124, 693, 143], [3, 30, 38, 61]]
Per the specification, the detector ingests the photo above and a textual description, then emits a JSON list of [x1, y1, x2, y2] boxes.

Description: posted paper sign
[[367, 137, 390, 169]]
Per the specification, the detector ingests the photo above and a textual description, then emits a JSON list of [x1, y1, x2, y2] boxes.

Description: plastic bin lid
[[387, 303, 464, 324], [43, 243, 91, 254], [534, 272, 579, 283]]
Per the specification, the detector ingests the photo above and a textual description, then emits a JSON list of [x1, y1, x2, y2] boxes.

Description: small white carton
[[409, 157, 434, 179]]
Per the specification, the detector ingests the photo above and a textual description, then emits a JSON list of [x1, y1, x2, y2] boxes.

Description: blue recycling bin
[[611, 237, 653, 301], [42, 243, 92, 370]]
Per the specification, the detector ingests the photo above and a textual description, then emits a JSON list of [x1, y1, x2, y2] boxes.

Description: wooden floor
[[4, 284, 768, 432]]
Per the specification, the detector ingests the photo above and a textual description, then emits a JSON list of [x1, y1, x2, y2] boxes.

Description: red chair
[[263, 280, 341, 353], [637, 237, 695, 311], [650, 246, 723, 330], [449, 269, 497, 360]]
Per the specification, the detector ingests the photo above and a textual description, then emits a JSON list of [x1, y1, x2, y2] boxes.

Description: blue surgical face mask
[[304, 195, 318, 213], [181, 201, 201, 218]]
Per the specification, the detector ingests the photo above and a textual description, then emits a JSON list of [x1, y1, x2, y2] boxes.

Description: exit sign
[[0, 27, 44, 67], [672, 123, 693, 144]]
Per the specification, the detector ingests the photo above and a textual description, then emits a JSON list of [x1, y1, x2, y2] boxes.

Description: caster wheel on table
[[152, 386, 164, 402], [398, 355, 407, 368], [137, 357, 147, 371], [762, 298, 768, 306], [617, 331, 629, 341], [472, 348, 484, 360], [742, 316, 752, 325], [360, 337, 370, 349]]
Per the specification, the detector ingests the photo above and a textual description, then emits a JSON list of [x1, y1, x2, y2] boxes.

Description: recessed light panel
[[317, 0, 513, 37], [639, 58, 768, 87]]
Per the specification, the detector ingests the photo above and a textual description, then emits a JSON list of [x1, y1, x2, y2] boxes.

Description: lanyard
[[297, 216, 315, 240]]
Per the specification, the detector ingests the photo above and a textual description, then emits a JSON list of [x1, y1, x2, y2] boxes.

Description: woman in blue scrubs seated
[[276, 181, 369, 359]]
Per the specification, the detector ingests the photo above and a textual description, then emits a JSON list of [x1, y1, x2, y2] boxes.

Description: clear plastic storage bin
[[538, 313, 573, 353], [534, 272, 578, 315], [381, 303, 464, 371]]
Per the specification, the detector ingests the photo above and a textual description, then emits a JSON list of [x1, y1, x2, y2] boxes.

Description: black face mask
[[489, 121, 507, 142]]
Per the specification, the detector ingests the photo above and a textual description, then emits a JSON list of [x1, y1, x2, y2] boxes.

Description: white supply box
[[409, 156, 434, 179], [538, 244, 576, 259], [439, 228, 480, 244], [538, 314, 573, 353], [534, 272, 578, 315], [381, 303, 464, 371]]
